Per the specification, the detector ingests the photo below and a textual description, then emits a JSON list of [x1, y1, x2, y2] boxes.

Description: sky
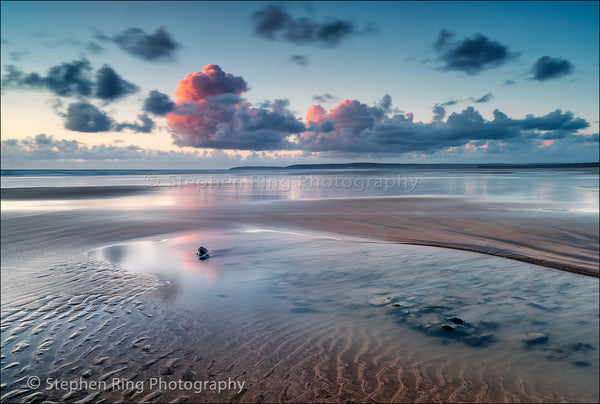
[[1, 1, 598, 169]]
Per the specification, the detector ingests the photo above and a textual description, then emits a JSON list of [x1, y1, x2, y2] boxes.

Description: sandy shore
[[244, 197, 599, 278], [1, 186, 598, 403]]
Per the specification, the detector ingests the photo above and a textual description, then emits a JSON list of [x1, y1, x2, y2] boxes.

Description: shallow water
[[91, 228, 600, 400], [2, 167, 598, 214]]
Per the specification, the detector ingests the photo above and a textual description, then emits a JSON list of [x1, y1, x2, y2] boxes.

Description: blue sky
[[1, 1, 598, 168]]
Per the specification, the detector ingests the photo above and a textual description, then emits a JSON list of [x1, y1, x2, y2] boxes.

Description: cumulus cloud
[[531, 56, 573, 81], [299, 97, 592, 155], [95, 65, 138, 100], [115, 114, 155, 133], [164, 64, 593, 158], [251, 4, 374, 47], [143, 90, 175, 115], [290, 54, 309, 66], [167, 64, 306, 150], [2, 60, 137, 102], [64, 102, 113, 132], [433, 29, 515, 74], [474, 92, 494, 103], [98, 27, 180, 61]]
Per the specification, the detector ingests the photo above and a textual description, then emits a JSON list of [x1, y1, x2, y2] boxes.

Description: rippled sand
[[1, 187, 598, 403]]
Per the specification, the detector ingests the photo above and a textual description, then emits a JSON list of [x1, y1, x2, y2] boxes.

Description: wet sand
[[3, 187, 597, 277], [247, 197, 599, 277], [1, 186, 599, 403]]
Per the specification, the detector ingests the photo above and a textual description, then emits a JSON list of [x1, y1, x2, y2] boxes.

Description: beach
[[1, 167, 599, 403]]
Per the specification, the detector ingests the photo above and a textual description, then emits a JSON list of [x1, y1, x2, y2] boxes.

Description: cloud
[[95, 65, 138, 101], [174, 64, 248, 101], [312, 93, 337, 103], [433, 29, 515, 74], [167, 64, 306, 150], [251, 4, 374, 47], [531, 56, 573, 81], [1, 134, 179, 164], [503, 79, 516, 86], [440, 100, 458, 106], [8, 49, 30, 61], [2, 60, 138, 102], [115, 114, 155, 133], [143, 90, 175, 115], [474, 92, 493, 103], [63, 102, 113, 132], [164, 64, 593, 158], [100, 27, 180, 61], [290, 54, 309, 66], [61, 102, 153, 133], [299, 97, 592, 155], [1, 134, 320, 169], [3, 60, 93, 97], [432, 104, 446, 122], [86, 42, 105, 54]]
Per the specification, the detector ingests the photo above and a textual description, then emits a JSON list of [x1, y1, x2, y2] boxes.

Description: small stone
[[196, 246, 209, 260], [442, 324, 455, 331], [449, 317, 464, 324]]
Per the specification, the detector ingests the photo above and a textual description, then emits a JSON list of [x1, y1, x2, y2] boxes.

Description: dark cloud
[[441, 100, 458, 106], [95, 65, 138, 101], [379, 94, 392, 111], [290, 54, 309, 66], [3, 60, 93, 97], [101, 27, 180, 61], [61, 102, 156, 134], [433, 29, 515, 74], [143, 90, 175, 115], [251, 4, 374, 47], [531, 56, 573, 81], [312, 93, 337, 103], [63, 102, 113, 132], [432, 104, 446, 122], [474, 92, 494, 103], [168, 64, 305, 150], [2, 61, 138, 102], [115, 114, 154, 133]]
